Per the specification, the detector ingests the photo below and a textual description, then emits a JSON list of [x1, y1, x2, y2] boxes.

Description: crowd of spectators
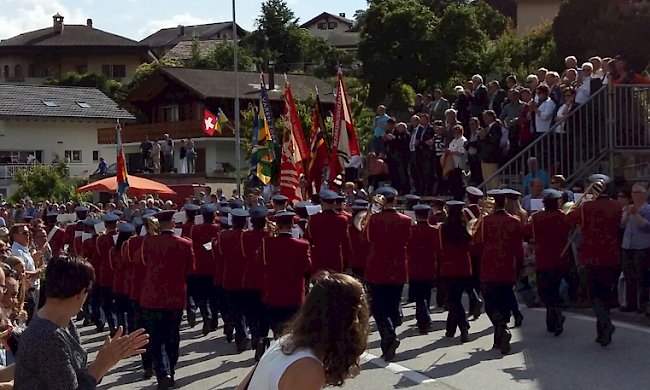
[[137, 133, 193, 175]]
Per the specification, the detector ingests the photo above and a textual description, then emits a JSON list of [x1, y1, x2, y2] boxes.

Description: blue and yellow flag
[[116, 121, 129, 199], [252, 101, 274, 185]]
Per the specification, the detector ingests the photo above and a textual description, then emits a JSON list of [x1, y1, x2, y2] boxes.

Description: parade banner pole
[[233, 0, 242, 196]]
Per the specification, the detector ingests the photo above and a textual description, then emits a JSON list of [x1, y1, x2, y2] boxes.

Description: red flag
[[328, 70, 359, 189], [306, 95, 330, 194], [203, 109, 218, 136], [280, 81, 306, 203]]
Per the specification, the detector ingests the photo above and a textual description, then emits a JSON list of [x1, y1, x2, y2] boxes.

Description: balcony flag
[[203, 108, 229, 136], [280, 80, 309, 203], [116, 121, 129, 200], [328, 69, 359, 189]]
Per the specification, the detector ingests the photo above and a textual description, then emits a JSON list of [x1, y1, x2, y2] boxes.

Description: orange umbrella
[[76, 176, 176, 196]]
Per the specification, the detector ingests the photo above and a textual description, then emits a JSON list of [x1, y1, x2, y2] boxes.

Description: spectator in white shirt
[[445, 124, 468, 200], [537, 68, 548, 86], [576, 62, 594, 105], [528, 85, 556, 133], [590, 56, 605, 78]]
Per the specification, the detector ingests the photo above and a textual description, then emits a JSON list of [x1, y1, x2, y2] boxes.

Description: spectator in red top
[[610, 55, 650, 85], [367, 152, 389, 191]]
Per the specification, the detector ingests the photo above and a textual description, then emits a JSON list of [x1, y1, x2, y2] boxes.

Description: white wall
[[0, 119, 105, 177]]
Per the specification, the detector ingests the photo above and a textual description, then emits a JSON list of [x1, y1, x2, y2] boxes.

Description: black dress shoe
[[460, 327, 469, 343], [383, 339, 400, 362], [499, 329, 512, 355], [554, 316, 566, 337], [472, 299, 483, 319], [82, 318, 91, 327], [444, 331, 455, 338], [600, 325, 615, 347], [514, 313, 524, 327], [236, 337, 250, 353], [202, 322, 212, 336], [143, 368, 153, 380], [156, 375, 172, 390], [187, 311, 197, 328], [619, 306, 637, 313], [96, 324, 105, 334], [255, 337, 271, 361]]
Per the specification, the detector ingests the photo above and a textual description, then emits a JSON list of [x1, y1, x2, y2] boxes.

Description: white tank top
[[248, 336, 321, 390]]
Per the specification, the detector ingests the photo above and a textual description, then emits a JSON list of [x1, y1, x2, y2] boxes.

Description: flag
[[280, 81, 309, 203], [328, 69, 360, 189], [203, 108, 229, 136], [249, 106, 260, 178], [251, 101, 275, 185], [306, 94, 330, 193], [116, 121, 129, 199], [260, 74, 277, 144]]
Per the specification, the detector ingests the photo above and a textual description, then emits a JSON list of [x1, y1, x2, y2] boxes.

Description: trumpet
[[353, 194, 386, 231], [560, 178, 608, 256], [466, 196, 496, 236]]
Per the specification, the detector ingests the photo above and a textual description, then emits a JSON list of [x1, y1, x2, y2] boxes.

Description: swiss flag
[[203, 109, 218, 136]]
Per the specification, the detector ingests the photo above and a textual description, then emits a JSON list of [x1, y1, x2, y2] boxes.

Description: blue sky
[[0, 0, 368, 41]]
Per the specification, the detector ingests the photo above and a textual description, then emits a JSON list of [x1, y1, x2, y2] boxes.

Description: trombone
[[560, 178, 608, 257]]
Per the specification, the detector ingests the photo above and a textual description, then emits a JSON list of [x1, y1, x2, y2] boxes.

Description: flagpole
[[232, 0, 241, 196]]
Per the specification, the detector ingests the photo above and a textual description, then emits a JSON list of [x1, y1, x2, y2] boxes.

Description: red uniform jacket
[[72, 236, 83, 258], [110, 245, 130, 296], [211, 236, 223, 287], [566, 197, 622, 267], [473, 210, 525, 283], [261, 233, 311, 307], [348, 218, 370, 269], [524, 210, 572, 271], [139, 231, 196, 310], [63, 222, 83, 251], [81, 235, 100, 273], [46, 225, 66, 255], [242, 229, 268, 291], [407, 224, 438, 280], [428, 211, 446, 226], [306, 210, 350, 273], [339, 210, 353, 222], [190, 223, 221, 276], [95, 231, 117, 288], [433, 226, 473, 278], [125, 236, 146, 300], [181, 221, 195, 239], [365, 209, 412, 285], [463, 204, 481, 222], [218, 228, 247, 290]]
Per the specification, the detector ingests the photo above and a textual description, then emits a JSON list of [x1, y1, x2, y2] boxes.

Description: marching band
[[47, 172, 622, 390]]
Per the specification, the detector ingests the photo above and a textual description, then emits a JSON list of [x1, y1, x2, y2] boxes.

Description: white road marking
[[361, 351, 437, 385]]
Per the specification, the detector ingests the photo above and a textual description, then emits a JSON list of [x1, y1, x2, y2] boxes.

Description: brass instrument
[[353, 194, 386, 231], [146, 216, 161, 235], [267, 220, 279, 237], [466, 196, 496, 236], [560, 178, 608, 256]]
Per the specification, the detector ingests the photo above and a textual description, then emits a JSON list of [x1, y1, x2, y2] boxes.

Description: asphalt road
[[83, 300, 650, 390]]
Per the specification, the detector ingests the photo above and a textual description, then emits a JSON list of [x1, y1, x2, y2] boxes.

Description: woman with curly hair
[[239, 272, 370, 390]]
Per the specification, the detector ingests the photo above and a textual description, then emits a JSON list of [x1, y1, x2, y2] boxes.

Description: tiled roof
[[140, 22, 247, 50], [156, 67, 336, 103], [163, 40, 222, 61], [300, 12, 355, 29], [0, 25, 146, 48], [0, 84, 135, 121]]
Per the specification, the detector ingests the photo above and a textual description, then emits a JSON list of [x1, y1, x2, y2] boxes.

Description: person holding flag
[[250, 75, 276, 185], [306, 90, 330, 195], [328, 69, 360, 189]]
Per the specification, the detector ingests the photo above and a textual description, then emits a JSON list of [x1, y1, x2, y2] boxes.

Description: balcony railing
[[0, 163, 46, 179], [97, 120, 235, 144]]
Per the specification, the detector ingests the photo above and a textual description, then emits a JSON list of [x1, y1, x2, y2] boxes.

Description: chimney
[[339, 13, 346, 18], [86, 18, 93, 28], [53, 13, 64, 33], [268, 61, 275, 91], [178, 25, 185, 36]]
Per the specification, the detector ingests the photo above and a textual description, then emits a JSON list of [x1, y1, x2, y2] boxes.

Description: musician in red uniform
[[429, 198, 448, 310], [260, 211, 311, 337], [348, 200, 370, 279], [334, 196, 353, 221], [241, 205, 271, 359], [140, 210, 195, 389], [188, 204, 221, 336], [406, 204, 437, 334], [80, 218, 102, 329], [44, 212, 66, 256], [211, 207, 232, 342], [365, 187, 412, 361], [473, 189, 525, 355], [566, 174, 622, 346], [62, 206, 89, 256], [435, 201, 474, 343], [95, 212, 120, 336], [218, 208, 250, 352], [127, 213, 157, 380], [463, 186, 484, 319], [111, 222, 136, 333], [181, 203, 200, 328], [293, 201, 310, 238], [306, 190, 351, 273], [405, 194, 421, 211], [524, 189, 572, 336]]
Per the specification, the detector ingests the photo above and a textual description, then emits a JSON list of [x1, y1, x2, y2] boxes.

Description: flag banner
[[252, 100, 275, 185], [260, 75, 277, 144], [203, 109, 218, 136], [216, 108, 229, 134], [306, 94, 330, 193], [328, 70, 360, 189], [249, 106, 260, 178], [280, 82, 306, 203], [116, 122, 130, 199]]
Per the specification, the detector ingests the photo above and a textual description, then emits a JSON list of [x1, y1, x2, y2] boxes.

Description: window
[[14, 65, 22, 78], [161, 105, 179, 123], [92, 151, 99, 162], [27, 64, 35, 78], [76, 102, 91, 108], [64, 150, 82, 163], [328, 22, 338, 29], [42, 100, 58, 107], [101, 64, 126, 79], [317, 22, 326, 30]]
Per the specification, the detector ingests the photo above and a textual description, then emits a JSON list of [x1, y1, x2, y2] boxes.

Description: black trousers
[[446, 277, 469, 335], [143, 308, 183, 379], [90, 285, 105, 328], [132, 300, 153, 372], [188, 275, 215, 322], [267, 306, 299, 338], [242, 290, 268, 348], [482, 283, 514, 343], [586, 266, 620, 336], [367, 283, 404, 354], [392, 157, 410, 195], [421, 152, 435, 196], [113, 293, 133, 334], [537, 270, 567, 331], [448, 168, 465, 201], [224, 290, 248, 344], [212, 285, 229, 335], [622, 248, 650, 310], [409, 280, 433, 330], [98, 286, 117, 330]]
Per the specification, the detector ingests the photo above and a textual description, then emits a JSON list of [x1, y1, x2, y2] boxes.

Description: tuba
[[466, 196, 496, 236], [353, 194, 386, 231]]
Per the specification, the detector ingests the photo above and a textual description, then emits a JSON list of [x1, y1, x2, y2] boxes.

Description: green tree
[[303, 35, 356, 78], [46, 72, 125, 103], [470, 0, 511, 40], [10, 162, 90, 203], [187, 38, 258, 71], [124, 59, 184, 99]]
